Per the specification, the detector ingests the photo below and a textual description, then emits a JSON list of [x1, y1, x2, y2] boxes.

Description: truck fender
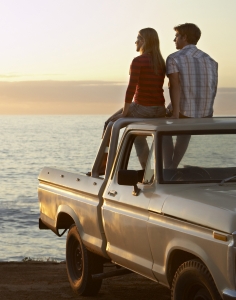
[[165, 238, 208, 268], [56, 204, 84, 239], [164, 238, 222, 288]]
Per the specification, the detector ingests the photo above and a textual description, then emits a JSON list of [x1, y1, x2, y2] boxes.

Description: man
[[164, 23, 218, 168]]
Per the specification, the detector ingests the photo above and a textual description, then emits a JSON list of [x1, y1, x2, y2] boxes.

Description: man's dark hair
[[174, 23, 201, 45]]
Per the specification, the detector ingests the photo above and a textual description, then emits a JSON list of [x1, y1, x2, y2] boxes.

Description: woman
[[99, 28, 166, 174], [106, 27, 166, 126]]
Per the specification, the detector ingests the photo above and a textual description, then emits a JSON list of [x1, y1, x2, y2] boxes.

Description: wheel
[[66, 224, 103, 296], [171, 259, 222, 300]]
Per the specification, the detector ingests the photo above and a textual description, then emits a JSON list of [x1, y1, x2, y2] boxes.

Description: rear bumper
[[39, 218, 50, 229], [223, 289, 236, 300]]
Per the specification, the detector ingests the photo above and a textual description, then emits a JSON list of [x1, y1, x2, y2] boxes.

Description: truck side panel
[[38, 167, 108, 258]]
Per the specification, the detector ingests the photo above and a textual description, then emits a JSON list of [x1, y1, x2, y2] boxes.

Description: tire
[[171, 259, 222, 300], [66, 224, 103, 296]]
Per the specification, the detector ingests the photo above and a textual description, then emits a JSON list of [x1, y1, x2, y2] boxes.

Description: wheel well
[[56, 212, 75, 230], [167, 249, 198, 286]]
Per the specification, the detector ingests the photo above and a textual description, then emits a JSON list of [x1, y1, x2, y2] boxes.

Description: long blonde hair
[[139, 28, 165, 74]]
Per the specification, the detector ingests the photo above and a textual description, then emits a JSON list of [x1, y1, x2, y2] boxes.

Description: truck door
[[102, 131, 157, 281]]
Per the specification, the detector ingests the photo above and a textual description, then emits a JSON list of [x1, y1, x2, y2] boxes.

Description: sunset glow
[[0, 0, 235, 114]]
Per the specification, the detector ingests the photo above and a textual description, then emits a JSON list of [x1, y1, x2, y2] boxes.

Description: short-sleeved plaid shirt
[[166, 45, 218, 118]]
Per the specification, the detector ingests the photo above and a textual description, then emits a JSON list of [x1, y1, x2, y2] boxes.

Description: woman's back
[[126, 54, 165, 107]]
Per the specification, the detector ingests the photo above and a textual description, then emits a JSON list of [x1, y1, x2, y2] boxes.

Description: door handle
[[108, 190, 117, 197]]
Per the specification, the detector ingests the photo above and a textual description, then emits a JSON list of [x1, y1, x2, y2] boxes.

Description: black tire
[[171, 259, 222, 300], [66, 224, 103, 296]]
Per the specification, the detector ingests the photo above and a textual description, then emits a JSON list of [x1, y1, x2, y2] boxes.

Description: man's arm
[[168, 72, 180, 118]]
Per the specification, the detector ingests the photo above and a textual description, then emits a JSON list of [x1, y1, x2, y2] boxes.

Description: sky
[[0, 0, 236, 114]]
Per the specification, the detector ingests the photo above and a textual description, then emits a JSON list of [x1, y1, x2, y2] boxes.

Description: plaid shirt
[[166, 45, 218, 117]]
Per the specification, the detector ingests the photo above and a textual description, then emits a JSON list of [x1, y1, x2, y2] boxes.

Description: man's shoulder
[[167, 46, 217, 64], [167, 45, 196, 59], [166, 51, 179, 60], [194, 49, 217, 63]]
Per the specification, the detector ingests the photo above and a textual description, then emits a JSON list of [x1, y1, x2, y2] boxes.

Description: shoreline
[[0, 261, 170, 300]]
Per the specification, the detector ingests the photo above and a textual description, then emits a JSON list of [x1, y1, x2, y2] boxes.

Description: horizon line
[[0, 80, 235, 89]]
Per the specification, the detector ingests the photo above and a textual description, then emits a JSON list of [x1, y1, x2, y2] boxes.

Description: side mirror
[[118, 170, 144, 196]]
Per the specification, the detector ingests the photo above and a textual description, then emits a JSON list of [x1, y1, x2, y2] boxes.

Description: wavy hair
[[174, 23, 201, 45], [139, 28, 165, 74]]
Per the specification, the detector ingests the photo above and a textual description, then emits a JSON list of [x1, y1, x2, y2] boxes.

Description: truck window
[[143, 141, 155, 184], [161, 133, 236, 183], [126, 135, 154, 184]]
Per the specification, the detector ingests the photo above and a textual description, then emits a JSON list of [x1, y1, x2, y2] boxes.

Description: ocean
[[0, 87, 236, 262], [0, 115, 108, 261]]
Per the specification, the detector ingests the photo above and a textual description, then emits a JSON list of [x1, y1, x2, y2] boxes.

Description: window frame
[[111, 130, 155, 184]]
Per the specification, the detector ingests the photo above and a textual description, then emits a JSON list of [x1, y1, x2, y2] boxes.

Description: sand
[[0, 262, 171, 300]]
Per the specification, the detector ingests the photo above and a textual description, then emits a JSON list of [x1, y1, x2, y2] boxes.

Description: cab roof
[[123, 117, 236, 132]]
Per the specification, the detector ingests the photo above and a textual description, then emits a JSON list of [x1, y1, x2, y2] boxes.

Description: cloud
[[0, 80, 127, 101], [0, 73, 64, 79], [0, 80, 127, 114], [0, 74, 21, 78], [0, 81, 235, 115]]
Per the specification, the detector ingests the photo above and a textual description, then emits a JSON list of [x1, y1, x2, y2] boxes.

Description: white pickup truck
[[38, 117, 236, 300]]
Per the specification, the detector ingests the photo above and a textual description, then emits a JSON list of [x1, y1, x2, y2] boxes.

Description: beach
[[0, 262, 170, 300]]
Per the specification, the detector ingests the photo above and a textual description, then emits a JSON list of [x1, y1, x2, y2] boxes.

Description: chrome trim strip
[[223, 289, 236, 299], [232, 231, 236, 246]]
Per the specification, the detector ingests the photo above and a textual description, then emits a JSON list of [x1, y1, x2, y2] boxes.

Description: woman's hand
[[110, 113, 125, 122], [109, 103, 130, 122]]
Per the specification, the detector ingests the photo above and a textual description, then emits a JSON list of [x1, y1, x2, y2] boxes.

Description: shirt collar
[[182, 44, 197, 50]]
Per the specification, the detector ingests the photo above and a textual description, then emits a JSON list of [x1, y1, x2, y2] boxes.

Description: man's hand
[[169, 112, 179, 119]]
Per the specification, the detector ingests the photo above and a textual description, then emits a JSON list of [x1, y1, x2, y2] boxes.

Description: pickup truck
[[38, 117, 236, 300]]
